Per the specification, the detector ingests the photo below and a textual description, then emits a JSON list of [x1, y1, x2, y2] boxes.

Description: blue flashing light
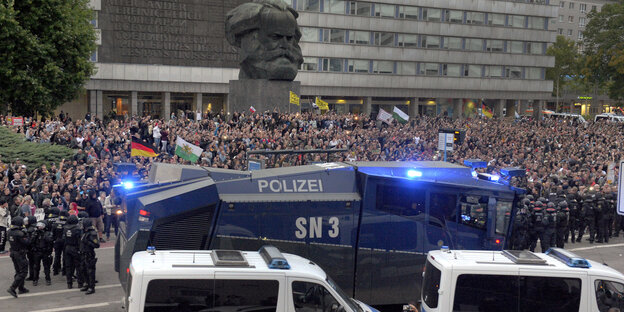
[[490, 175, 500, 182], [501, 167, 526, 177], [545, 248, 591, 268], [147, 246, 156, 255], [122, 181, 135, 190], [407, 169, 423, 178], [259, 245, 291, 270], [471, 171, 478, 178], [464, 159, 487, 169]]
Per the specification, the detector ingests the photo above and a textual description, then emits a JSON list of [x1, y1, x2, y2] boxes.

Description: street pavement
[[1, 233, 624, 311]]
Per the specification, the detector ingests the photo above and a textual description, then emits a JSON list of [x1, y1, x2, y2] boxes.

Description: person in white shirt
[[102, 192, 118, 240], [0, 198, 8, 254], [152, 124, 161, 150]]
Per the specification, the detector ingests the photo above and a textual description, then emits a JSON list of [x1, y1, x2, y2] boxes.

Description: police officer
[[63, 215, 83, 289], [52, 210, 67, 276], [543, 202, 557, 251], [605, 193, 616, 238], [25, 215, 37, 281], [568, 195, 579, 243], [596, 194, 609, 243], [31, 220, 54, 286], [6, 216, 30, 298], [529, 201, 546, 252], [511, 204, 530, 250], [580, 193, 597, 244], [556, 201, 569, 248], [80, 218, 100, 294]]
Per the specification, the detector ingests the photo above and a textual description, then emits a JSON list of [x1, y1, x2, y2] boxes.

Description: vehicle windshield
[[326, 276, 363, 312]]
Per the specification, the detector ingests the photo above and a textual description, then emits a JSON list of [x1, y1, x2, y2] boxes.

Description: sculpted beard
[[240, 32, 303, 80]]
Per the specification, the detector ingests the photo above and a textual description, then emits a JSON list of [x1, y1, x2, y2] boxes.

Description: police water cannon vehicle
[[124, 245, 378, 312], [422, 247, 624, 312], [115, 161, 526, 307]]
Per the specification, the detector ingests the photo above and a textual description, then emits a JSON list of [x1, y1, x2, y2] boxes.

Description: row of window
[[285, 0, 549, 30], [301, 27, 547, 55], [556, 15, 586, 27], [558, 28, 584, 40], [559, 1, 597, 13], [300, 58, 545, 80]]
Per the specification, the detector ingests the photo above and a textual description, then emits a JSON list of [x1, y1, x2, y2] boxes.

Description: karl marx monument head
[[226, 0, 304, 81]]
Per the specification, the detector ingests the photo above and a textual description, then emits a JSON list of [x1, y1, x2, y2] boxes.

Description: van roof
[[428, 249, 623, 278], [130, 249, 328, 280]]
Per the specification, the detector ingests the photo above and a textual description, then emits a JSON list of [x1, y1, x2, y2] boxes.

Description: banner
[[376, 108, 393, 125], [289, 91, 300, 106], [131, 137, 159, 157], [392, 107, 409, 124], [315, 97, 329, 110], [175, 137, 203, 163], [12, 117, 23, 126], [249, 106, 257, 113], [481, 101, 493, 119]]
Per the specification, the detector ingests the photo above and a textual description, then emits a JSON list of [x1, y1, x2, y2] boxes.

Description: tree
[[0, 0, 96, 117], [582, 0, 624, 102], [546, 35, 580, 110]]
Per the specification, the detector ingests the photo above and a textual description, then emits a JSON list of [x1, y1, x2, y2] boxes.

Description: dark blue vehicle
[[115, 161, 522, 307]]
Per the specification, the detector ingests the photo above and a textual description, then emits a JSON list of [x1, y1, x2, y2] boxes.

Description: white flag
[[376, 108, 393, 125], [392, 107, 409, 124]]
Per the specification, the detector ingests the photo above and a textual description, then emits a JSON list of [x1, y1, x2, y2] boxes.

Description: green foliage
[[0, 126, 74, 171], [546, 36, 580, 98], [0, 0, 96, 117], [582, 1, 624, 101]]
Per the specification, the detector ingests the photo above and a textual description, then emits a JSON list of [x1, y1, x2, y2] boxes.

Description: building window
[[300, 0, 320, 12], [301, 57, 319, 71], [422, 35, 441, 49], [527, 42, 543, 55], [568, 16, 574, 23], [399, 5, 419, 20], [349, 1, 371, 16], [466, 12, 485, 25], [506, 66, 522, 79], [509, 15, 525, 28], [443, 64, 462, 77], [465, 38, 484, 51], [301, 27, 320, 42], [528, 16, 545, 29], [445, 10, 464, 23], [90, 51, 98, 62], [423, 8, 442, 22], [526, 67, 542, 80], [90, 11, 98, 28], [485, 65, 503, 78], [322, 58, 344, 72], [558, 28, 563, 34], [568, 29, 573, 36], [560, 1, 565, 8], [591, 5, 597, 11], [373, 60, 394, 74], [579, 3, 587, 12], [489, 13, 505, 26], [375, 3, 395, 18], [374, 32, 394, 46], [323, 0, 345, 14], [558, 15, 564, 22], [420, 63, 439, 76], [487, 40, 504, 52], [443, 37, 463, 50], [579, 17, 586, 27], [398, 34, 418, 47], [349, 30, 370, 44], [507, 41, 524, 53], [578, 31, 584, 40], [569, 2, 575, 9], [464, 64, 482, 77], [323, 29, 346, 43], [397, 62, 417, 75], [347, 59, 370, 73]]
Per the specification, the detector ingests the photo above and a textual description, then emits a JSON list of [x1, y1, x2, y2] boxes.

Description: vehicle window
[[143, 279, 279, 312], [292, 281, 342, 312], [595, 280, 624, 312], [495, 200, 513, 235], [453, 274, 519, 312], [519, 276, 581, 312], [422, 259, 442, 309], [459, 195, 488, 230], [430, 193, 458, 224], [376, 184, 425, 217]]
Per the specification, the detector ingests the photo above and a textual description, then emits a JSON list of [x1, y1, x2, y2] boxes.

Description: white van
[[595, 113, 624, 123], [422, 247, 624, 312], [124, 245, 378, 312]]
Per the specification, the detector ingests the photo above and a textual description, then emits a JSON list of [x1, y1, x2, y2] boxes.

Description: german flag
[[131, 137, 159, 157]]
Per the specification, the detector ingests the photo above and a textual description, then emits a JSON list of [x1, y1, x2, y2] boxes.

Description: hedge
[[0, 126, 75, 171]]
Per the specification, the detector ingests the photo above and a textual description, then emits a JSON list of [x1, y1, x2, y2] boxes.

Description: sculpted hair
[[226, 0, 301, 47]]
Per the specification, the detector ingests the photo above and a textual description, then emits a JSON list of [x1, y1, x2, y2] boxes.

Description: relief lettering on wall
[[99, 0, 246, 67]]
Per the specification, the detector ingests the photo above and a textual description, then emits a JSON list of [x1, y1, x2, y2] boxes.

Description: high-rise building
[[61, 0, 558, 120]]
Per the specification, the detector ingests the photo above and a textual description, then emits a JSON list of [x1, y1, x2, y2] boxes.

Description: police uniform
[[567, 196, 580, 243], [511, 205, 529, 250], [52, 211, 67, 275], [580, 194, 597, 243], [543, 202, 557, 251], [79, 219, 100, 294], [25, 216, 37, 281], [32, 220, 55, 286], [529, 201, 546, 252], [555, 201, 569, 248], [596, 195, 609, 243], [6, 216, 30, 298], [63, 215, 83, 289]]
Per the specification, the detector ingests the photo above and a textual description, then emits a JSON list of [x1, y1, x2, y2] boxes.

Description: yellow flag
[[315, 97, 329, 110], [289, 91, 300, 106]]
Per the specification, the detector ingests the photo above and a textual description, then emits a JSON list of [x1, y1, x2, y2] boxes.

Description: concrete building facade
[[60, 0, 558, 120]]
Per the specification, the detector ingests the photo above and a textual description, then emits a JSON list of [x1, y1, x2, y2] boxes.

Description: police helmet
[[558, 201, 568, 208], [67, 215, 79, 225], [11, 216, 24, 226], [584, 195, 594, 202], [534, 201, 544, 208], [537, 197, 548, 203], [82, 218, 93, 229], [547, 202, 556, 209], [50, 207, 60, 217], [27, 216, 37, 226], [78, 211, 89, 219], [522, 198, 531, 206], [526, 195, 535, 201], [36, 221, 46, 230], [60, 210, 69, 217]]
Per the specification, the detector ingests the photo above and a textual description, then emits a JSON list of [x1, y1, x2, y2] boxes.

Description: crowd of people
[[0, 109, 623, 297]]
